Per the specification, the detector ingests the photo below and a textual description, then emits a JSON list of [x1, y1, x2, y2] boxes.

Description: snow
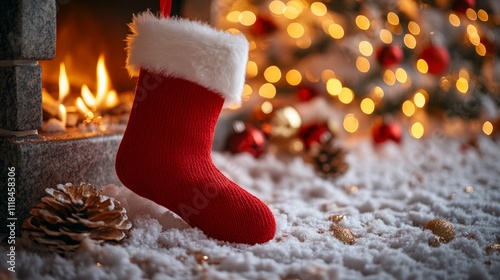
[[2, 136, 500, 279]]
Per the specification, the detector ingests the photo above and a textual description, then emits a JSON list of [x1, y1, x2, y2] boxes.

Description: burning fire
[[76, 54, 119, 123], [42, 54, 120, 129]]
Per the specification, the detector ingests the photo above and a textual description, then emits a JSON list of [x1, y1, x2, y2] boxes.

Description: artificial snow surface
[[2, 136, 500, 280]]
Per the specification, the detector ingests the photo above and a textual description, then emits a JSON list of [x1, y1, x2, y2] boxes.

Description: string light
[[264, 65, 282, 83], [343, 114, 359, 133], [482, 121, 493, 135], [246, 61, 258, 78], [476, 43, 486, 56], [287, 22, 305, 38], [338, 87, 354, 104], [269, 0, 286, 15], [259, 83, 277, 98], [356, 57, 370, 73], [456, 77, 469, 93], [239, 11, 256, 26], [466, 8, 477, 21], [379, 29, 393, 44], [395, 68, 408, 83], [449, 13, 460, 26], [477, 9, 488, 22], [226, 11, 240, 23], [286, 69, 302, 86], [328, 23, 345, 39], [402, 100, 415, 117], [283, 6, 300, 19], [383, 69, 396, 85], [416, 59, 428, 74], [371, 86, 384, 103], [404, 34, 416, 49], [261, 101, 273, 114], [356, 15, 370, 30], [408, 21, 420, 35], [311, 2, 327, 17], [469, 33, 480, 45], [414, 91, 426, 108], [410, 122, 424, 139], [359, 41, 373, 56], [387, 12, 400, 25], [360, 98, 375, 114], [326, 78, 342, 96]]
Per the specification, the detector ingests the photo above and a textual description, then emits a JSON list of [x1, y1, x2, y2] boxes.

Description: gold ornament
[[309, 137, 349, 177], [270, 106, 302, 138], [22, 183, 132, 252], [328, 214, 346, 224], [330, 225, 355, 245], [485, 244, 500, 255], [423, 219, 455, 243]]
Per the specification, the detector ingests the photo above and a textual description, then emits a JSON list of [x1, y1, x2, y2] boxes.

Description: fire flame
[[76, 54, 119, 117], [42, 54, 120, 129], [58, 63, 69, 103], [41, 63, 70, 128]]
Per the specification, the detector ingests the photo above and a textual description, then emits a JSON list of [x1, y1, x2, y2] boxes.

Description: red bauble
[[250, 15, 278, 37], [372, 122, 402, 144], [376, 44, 404, 68], [452, 0, 475, 14], [299, 123, 332, 150], [225, 122, 267, 157], [296, 86, 320, 102], [419, 45, 450, 75]]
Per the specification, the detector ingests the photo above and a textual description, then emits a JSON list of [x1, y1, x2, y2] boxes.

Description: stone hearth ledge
[[0, 129, 123, 235]]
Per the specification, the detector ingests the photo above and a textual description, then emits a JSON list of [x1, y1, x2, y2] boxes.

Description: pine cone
[[310, 138, 349, 177], [22, 183, 132, 252]]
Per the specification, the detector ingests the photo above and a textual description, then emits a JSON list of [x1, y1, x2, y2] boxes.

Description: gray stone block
[[0, 0, 56, 60], [0, 65, 42, 131], [0, 130, 123, 235]]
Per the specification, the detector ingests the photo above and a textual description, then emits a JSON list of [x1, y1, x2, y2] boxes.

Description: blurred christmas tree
[[215, 0, 499, 139]]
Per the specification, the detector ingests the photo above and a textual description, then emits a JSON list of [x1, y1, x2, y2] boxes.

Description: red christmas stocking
[[115, 12, 276, 244]]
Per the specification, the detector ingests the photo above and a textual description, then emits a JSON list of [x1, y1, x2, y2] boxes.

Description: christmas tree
[[216, 0, 499, 142]]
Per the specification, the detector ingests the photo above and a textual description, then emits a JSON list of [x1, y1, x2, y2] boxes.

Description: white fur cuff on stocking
[[125, 11, 249, 106]]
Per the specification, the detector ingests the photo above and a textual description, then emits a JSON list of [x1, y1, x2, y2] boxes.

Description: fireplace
[[0, 0, 216, 235]]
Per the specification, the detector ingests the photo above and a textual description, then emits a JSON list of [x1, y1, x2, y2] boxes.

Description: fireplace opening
[[39, 0, 183, 130]]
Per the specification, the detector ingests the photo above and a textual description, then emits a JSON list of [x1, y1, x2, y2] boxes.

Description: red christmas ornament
[[452, 0, 475, 14], [419, 45, 450, 75], [250, 15, 278, 37], [299, 123, 332, 150], [296, 86, 320, 102], [376, 44, 404, 68], [372, 122, 402, 144], [225, 122, 267, 157]]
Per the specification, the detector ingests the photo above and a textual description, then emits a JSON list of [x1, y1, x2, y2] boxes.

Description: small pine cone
[[310, 138, 349, 177], [22, 183, 132, 253]]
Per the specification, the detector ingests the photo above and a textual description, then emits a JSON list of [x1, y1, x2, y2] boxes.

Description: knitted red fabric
[[116, 69, 276, 244]]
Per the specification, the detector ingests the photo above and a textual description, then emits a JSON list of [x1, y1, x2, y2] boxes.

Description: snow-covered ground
[[2, 136, 500, 279]]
